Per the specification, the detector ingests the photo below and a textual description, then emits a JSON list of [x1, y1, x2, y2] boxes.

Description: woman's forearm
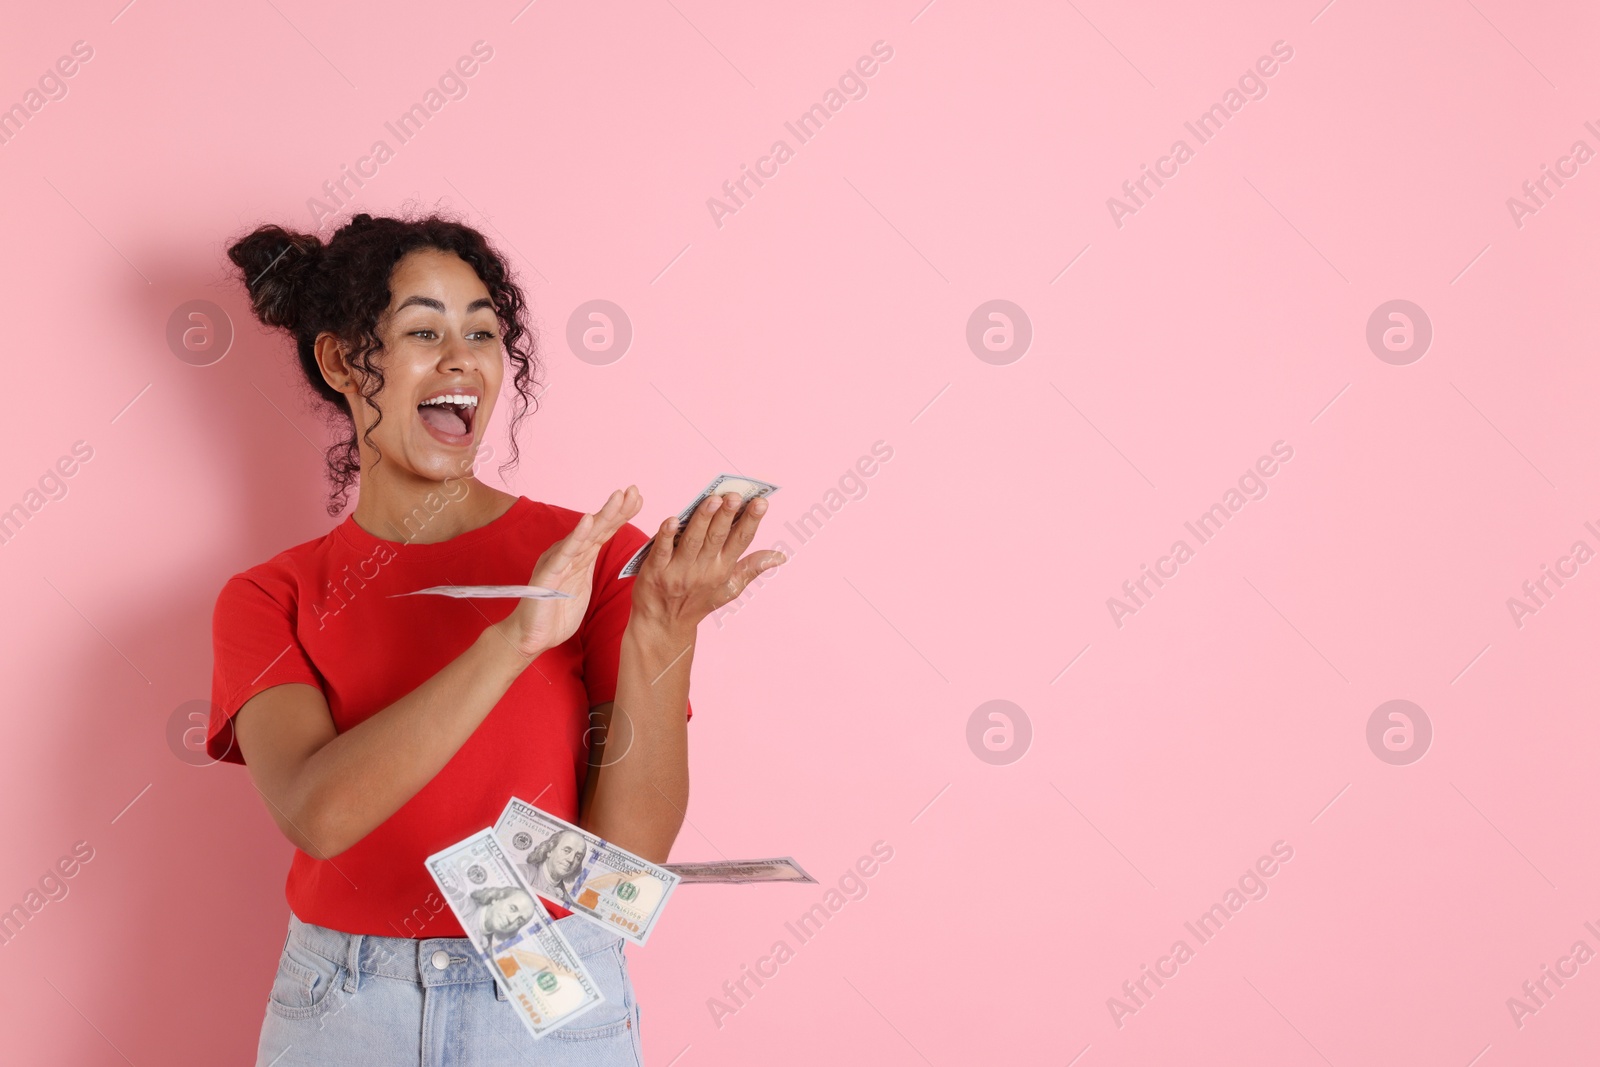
[[242, 623, 533, 858], [578, 619, 694, 862]]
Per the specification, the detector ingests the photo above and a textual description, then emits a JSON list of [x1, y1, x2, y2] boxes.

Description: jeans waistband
[[285, 910, 623, 992]]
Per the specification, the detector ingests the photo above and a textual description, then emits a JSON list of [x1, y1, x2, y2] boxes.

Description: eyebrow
[[394, 295, 497, 314]]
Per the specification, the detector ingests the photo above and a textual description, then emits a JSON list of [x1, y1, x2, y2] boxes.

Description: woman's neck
[[349, 475, 519, 545]]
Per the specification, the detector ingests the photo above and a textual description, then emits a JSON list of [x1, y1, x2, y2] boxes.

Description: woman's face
[[325, 247, 505, 485]]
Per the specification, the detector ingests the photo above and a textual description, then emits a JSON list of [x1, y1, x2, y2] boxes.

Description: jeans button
[[430, 949, 450, 970]]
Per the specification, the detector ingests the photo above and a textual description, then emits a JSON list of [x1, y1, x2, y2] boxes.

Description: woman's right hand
[[493, 486, 642, 661]]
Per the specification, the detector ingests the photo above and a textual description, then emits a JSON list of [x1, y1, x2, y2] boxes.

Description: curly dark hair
[[225, 210, 541, 515]]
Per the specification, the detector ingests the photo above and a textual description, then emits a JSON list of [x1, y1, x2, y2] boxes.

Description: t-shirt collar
[[334, 495, 532, 559]]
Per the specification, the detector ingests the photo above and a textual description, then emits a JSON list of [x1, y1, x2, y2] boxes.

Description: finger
[[619, 485, 644, 524], [722, 495, 768, 559], [675, 492, 721, 562], [606, 485, 642, 527], [702, 491, 741, 555], [565, 489, 628, 557], [643, 513, 679, 573], [587, 487, 636, 544], [563, 510, 597, 553], [724, 549, 787, 597], [592, 488, 627, 532], [560, 486, 632, 557]]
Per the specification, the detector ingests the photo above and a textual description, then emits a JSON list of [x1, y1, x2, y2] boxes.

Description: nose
[[439, 332, 480, 374]]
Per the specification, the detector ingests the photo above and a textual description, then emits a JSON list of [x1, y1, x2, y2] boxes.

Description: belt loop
[[343, 931, 363, 994]]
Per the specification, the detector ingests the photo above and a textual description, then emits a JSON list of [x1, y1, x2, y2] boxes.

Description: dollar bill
[[618, 474, 781, 578], [664, 858, 817, 884], [392, 585, 572, 599], [495, 797, 681, 946], [424, 829, 604, 1039]]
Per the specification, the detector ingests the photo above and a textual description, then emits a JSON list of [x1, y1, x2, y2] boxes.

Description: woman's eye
[[408, 329, 495, 340]]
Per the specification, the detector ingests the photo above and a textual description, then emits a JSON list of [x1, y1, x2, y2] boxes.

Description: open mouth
[[417, 393, 478, 441]]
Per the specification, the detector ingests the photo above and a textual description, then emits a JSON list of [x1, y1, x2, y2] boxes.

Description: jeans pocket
[[266, 939, 345, 1022], [548, 941, 638, 1046]]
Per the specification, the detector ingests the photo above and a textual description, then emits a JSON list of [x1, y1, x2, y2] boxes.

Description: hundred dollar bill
[[424, 829, 603, 1039], [392, 584, 572, 599], [665, 858, 817, 884], [495, 797, 681, 946], [618, 474, 781, 578]]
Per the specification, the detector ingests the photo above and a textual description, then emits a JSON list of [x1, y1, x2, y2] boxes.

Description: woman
[[207, 212, 784, 1064]]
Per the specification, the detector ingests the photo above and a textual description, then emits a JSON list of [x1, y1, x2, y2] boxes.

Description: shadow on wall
[[38, 242, 341, 1065]]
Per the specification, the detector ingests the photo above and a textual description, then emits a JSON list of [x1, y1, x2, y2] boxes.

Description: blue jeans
[[257, 911, 644, 1066]]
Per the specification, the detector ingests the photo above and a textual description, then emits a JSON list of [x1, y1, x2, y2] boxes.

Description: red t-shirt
[[206, 496, 689, 938]]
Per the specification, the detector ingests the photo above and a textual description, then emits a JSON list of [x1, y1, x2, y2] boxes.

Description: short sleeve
[[579, 522, 693, 721], [207, 574, 325, 764]]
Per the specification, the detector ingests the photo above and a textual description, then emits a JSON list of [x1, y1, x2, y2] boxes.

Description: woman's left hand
[[631, 491, 786, 636]]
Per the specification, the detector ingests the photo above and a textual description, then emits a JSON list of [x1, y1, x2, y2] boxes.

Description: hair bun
[[226, 224, 323, 333]]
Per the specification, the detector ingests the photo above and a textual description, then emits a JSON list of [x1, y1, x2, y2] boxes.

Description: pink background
[[2, 0, 1598, 1063]]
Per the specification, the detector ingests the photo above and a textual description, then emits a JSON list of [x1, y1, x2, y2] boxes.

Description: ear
[[313, 332, 358, 399]]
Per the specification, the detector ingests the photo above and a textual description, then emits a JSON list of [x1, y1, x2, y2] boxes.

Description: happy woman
[[207, 211, 784, 1065]]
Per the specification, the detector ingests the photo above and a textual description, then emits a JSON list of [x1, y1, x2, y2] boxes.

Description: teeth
[[420, 394, 478, 407]]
